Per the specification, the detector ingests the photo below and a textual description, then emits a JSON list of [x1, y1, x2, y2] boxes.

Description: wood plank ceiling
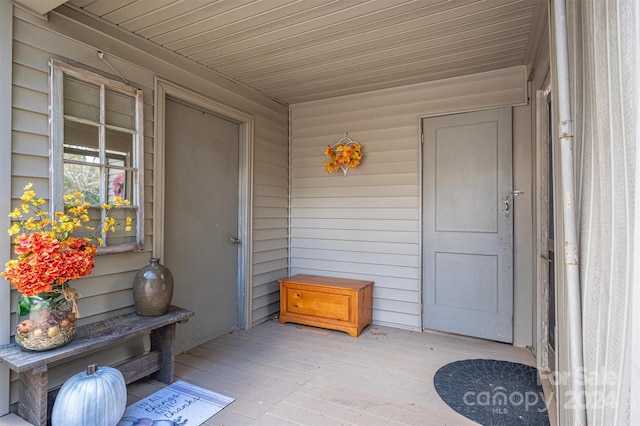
[[60, 0, 547, 105]]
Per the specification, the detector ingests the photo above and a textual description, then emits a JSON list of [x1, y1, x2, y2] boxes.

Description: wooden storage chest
[[279, 274, 373, 337]]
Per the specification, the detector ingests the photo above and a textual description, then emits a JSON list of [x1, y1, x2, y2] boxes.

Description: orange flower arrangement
[[6, 233, 97, 297], [2, 183, 130, 301], [323, 135, 363, 176]]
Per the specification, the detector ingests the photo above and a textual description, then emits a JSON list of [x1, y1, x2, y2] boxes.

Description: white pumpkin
[[51, 364, 127, 426]]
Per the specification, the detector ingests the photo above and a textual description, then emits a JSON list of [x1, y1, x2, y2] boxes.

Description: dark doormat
[[434, 359, 550, 425]]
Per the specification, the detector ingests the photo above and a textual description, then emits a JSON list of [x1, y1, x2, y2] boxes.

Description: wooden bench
[[279, 274, 373, 337], [0, 305, 194, 426]]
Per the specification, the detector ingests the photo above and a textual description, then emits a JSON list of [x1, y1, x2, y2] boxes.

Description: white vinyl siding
[[290, 66, 527, 331], [6, 6, 288, 409], [250, 120, 289, 325]]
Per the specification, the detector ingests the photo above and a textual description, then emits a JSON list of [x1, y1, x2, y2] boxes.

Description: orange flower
[[1, 233, 96, 296], [323, 139, 363, 174], [2, 184, 131, 299]]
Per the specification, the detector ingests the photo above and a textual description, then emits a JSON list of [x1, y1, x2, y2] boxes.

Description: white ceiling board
[[14, 0, 67, 15], [62, 0, 547, 104]]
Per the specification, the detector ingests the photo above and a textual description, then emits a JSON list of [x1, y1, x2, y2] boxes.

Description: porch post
[[0, 0, 13, 416], [551, 0, 587, 425]]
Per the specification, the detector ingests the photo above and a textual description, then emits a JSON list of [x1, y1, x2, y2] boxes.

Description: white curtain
[[566, 0, 638, 424]]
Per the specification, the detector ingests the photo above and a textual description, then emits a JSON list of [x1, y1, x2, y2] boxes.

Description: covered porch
[[127, 320, 551, 426], [0, 0, 637, 424]]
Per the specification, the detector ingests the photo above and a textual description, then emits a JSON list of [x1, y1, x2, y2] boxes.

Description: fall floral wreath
[[323, 133, 363, 176]]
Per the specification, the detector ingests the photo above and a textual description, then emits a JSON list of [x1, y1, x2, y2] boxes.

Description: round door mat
[[434, 359, 550, 425]]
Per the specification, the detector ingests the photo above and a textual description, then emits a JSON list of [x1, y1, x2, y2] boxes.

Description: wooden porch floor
[[128, 319, 554, 426]]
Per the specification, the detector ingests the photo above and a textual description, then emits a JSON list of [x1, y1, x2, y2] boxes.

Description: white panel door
[[422, 108, 513, 343], [165, 98, 240, 351]]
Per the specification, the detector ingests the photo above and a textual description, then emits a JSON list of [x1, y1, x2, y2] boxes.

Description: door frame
[[535, 80, 553, 373], [153, 78, 254, 329]]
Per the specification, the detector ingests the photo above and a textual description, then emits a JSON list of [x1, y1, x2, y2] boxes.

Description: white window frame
[[49, 59, 144, 254]]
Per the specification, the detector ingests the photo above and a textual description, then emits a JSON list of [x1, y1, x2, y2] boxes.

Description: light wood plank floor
[[128, 319, 554, 426]]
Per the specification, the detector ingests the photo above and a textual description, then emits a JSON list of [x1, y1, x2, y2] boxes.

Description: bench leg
[[150, 323, 176, 384], [18, 366, 48, 426]]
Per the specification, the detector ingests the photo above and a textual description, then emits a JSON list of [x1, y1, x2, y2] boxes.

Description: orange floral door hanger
[[323, 133, 363, 176]]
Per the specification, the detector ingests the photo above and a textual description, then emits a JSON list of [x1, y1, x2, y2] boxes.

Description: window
[[49, 60, 144, 253]]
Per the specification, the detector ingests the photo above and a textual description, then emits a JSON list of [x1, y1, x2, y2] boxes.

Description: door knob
[[230, 237, 241, 244]]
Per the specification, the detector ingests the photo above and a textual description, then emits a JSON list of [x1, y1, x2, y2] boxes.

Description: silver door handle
[[230, 237, 241, 244]]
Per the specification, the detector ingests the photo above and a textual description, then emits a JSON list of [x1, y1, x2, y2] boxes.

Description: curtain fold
[[567, 0, 637, 423]]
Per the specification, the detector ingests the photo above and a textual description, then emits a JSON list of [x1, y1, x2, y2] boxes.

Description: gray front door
[[422, 107, 513, 343], [164, 98, 240, 351]]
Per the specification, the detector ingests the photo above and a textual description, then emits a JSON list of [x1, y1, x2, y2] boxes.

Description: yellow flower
[[20, 189, 36, 202], [126, 217, 132, 225], [24, 217, 36, 228], [4, 184, 133, 288], [101, 218, 114, 235], [123, 200, 131, 206], [60, 222, 74, 232], [125, 226, 132, 232], [101, 203, 111, 210], [8, 223, 20, 235]]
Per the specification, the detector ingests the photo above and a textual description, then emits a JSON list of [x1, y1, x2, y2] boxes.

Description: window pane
[[105, 128, 133, 165], [70, 207, 137, 246], [64, 76, 100, 122], [105, 206, 137, 245], [105, 129, 134, 203], [108, 170, 132, 202], [63, 120, 101, 204], [64, 120, 99, 153], [68, 206, 103, 241], [105, 89, 135, 129], [63, 163, 101, 205]]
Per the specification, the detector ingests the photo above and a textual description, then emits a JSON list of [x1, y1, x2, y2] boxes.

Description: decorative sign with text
[[118, 381, 234, 426]]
